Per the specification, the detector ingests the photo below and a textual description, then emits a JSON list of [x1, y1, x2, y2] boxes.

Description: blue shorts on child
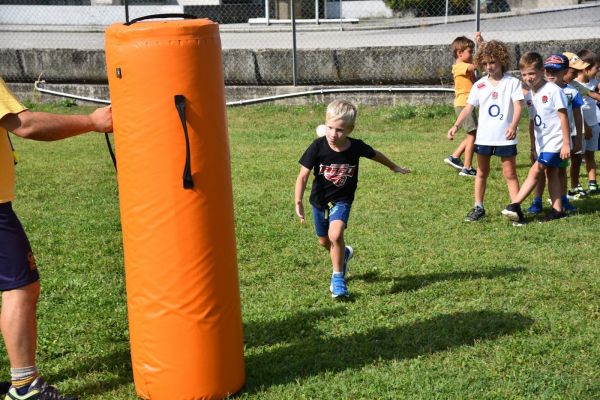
[[0, 202, 39, 291], [537, 152, 562, 168], [312, 200, 352, 238]]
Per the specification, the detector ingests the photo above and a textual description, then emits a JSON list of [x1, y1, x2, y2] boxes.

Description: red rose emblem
[[542, 95, 548, 103]]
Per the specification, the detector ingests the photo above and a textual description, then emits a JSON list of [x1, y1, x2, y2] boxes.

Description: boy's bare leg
[[501, 156, 520, 203], [513, 162, 546, 204], [474, 153, 491, 203], [558, 167, 568, 197], [328, 220, 346, 274], [463, 131, 476, 169], [533, 173, 546, 199], [546, 167, 563, 212], [1, 281, 39, 369], [585, 151, 597, 181], [570, 153, 582, 188]]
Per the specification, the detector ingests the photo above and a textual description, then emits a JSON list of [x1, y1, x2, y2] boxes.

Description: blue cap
[[544, 54, 569, 72]]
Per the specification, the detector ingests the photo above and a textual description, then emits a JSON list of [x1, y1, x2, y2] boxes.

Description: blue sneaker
[[330, 272, 349, 298], [342, 246, 353, 278], [526, 200, 543, 214], [563, 199, 576, 213]]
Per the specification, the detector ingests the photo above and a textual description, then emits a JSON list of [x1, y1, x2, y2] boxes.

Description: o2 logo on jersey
[[488, 105, 504, 120], [534, 114, 547, 129]]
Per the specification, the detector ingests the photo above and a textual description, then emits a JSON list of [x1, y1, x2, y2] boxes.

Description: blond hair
[[474, 40, 512, 73], [326, 100, 357, 127]]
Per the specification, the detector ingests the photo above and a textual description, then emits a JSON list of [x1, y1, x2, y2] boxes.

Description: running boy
[[525, 54, 583, 214], [295, 100, 410, 298], [502, 52, 571, 224], [447, 40, 524, 222], [444, 34, 483, 177]]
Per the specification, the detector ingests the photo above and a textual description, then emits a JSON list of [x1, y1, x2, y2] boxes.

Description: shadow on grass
[[44, 344, 132, 397], [350, 267, 526, 294], [244, 310, 533, 393]]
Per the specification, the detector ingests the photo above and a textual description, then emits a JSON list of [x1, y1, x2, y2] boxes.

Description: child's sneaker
[[540, 208, 566, 223], [458, 167, 477, 177], [0, 381, 10, 396], [526, 199, 543, 214], [501, 203, 525, 225], [465, 206, 485, 222], [5, 376, 77, 400], [444, 155, 464, 171], [330, 273, 349, 298], [589, 182, 599, 195], [563, 200, 577, 213], [342, 246, 353, 278], [569, 184, 588, 200]]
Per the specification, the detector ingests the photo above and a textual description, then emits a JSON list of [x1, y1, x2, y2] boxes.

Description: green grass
[[6, 102, 600, 399]]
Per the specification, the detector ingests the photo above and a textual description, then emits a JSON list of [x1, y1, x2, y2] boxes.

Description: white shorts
[[583, 123, 600, 152]]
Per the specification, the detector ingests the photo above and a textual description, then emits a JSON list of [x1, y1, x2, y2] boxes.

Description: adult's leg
[[1, 281, 40, 368]]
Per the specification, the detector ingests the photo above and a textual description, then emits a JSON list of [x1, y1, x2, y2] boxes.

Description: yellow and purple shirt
[[0, 77, 27, 203]]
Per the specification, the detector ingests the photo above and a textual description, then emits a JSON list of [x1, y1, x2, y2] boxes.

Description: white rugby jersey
[[467, 74, 524, 146], [561, 83, 584, 136], [577, 78, 599, 125], [525, 81, 568, 153]]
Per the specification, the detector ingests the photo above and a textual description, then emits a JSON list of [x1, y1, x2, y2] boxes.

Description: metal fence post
[[291, 0, 298, 86], [315, 0, 319, 25], [339, 0, 343, 31], [476, 0, 481, 33], [265, 0, 270, 25]]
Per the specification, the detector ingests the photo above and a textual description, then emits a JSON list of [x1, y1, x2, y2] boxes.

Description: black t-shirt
[[299, 137, 376, 209]]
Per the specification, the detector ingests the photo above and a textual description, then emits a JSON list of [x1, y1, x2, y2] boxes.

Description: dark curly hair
[[474, 40, 512, 73]]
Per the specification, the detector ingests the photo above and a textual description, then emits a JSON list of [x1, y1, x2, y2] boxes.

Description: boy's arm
[[371, 150, 411, 174], [448, 103, 475, 140], [1, 107, 113, 141], [505, 99, 522, 140], [294, 166, 311, 223], [557, 109, 570, 160], [573, 107, 583, 154]]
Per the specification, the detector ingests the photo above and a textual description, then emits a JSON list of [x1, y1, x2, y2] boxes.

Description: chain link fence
[[1, 0, 599, 85]]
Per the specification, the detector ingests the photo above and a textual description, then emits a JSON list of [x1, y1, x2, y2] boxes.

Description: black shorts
[[0, 202, 39, 291], [475, 144, 518, 157]]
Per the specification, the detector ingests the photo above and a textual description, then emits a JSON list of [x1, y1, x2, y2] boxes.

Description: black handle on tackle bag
[[124, 13, 197, 26], [174, 95, 195, 190]]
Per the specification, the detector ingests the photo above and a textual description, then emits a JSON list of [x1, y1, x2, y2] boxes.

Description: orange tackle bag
[[105, 15, 245, 400]]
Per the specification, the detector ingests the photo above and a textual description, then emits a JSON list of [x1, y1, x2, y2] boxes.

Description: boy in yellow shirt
[[445, 33, 483, 177]]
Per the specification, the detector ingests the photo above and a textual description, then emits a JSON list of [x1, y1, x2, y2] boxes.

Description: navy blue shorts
[[537, 152, 562, 168], [475, 144, 518, 157], [0, 202, 39, 291], [312, 201, 352, 238]]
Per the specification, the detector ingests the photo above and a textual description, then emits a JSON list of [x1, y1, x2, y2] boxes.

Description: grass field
[[5, 101, 600, 399]]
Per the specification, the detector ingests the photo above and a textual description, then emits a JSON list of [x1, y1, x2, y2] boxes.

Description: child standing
[[573, 50, 600, 194], [444, 35, 480, 177], [525, 54, 583, 214], [447, 40, 524, 222], [563, 52, 597, 199], [295, 100, 410, 298], [501, 52, 571, 224]]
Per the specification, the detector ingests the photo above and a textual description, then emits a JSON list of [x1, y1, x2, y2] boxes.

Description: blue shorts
[[0, 202, 39, 291], [312, 201, 352, 238], [537, 152, 562, 168], [475, 144, 518, 157]]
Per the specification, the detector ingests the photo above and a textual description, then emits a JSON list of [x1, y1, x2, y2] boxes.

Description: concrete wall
[[325, 1, 393, 19], [3, 38, 599, 86]]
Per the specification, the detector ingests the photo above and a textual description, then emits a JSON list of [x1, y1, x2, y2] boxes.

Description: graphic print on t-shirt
[[319, 163, 356, 187]]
